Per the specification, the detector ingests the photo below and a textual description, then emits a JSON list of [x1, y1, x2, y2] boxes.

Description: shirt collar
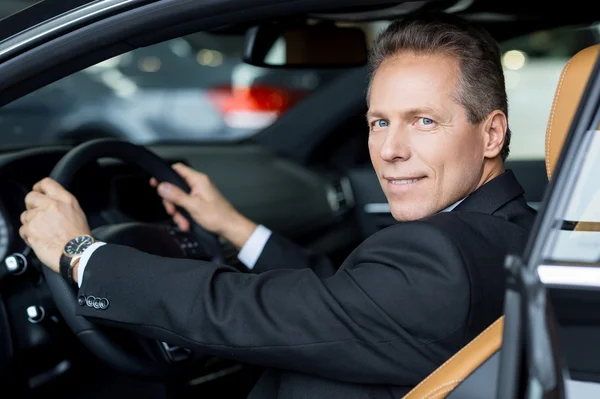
[[441, 198, 465, 213]]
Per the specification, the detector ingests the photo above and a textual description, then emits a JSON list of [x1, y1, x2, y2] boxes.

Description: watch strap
[[59, 253, 74, 283]]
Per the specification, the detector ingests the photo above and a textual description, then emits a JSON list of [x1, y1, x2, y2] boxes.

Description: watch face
[[64, 235, 94, 256]]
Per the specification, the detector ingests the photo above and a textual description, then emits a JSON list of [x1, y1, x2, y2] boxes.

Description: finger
[[150, 177, 158, 187], [19, 225, 30, 245], [20, 210, 35, 225], [172, 163, 209, 187], [24, 191, 52, 210], [33, 178, 73, 203], [157, 182, 191, 208], [173, 212, 190, 232], [162, 199, 176, 216]]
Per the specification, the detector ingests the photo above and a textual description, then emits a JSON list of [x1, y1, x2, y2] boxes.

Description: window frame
[[496, 47, 600, 399]]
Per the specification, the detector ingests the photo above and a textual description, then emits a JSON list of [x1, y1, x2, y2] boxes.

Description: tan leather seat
[[546, 44, 600, 181], [549, 44, 600, 232], [401, 43, 600, 399]]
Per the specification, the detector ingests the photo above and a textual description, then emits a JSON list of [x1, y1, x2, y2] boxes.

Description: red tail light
[[208, 85, 306, 129]]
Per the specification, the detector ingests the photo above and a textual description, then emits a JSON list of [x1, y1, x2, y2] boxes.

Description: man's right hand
[[150, 163, 257, 250]]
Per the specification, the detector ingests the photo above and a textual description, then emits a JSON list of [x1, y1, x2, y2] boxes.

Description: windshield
[[0, 29, 355, 147], [1, 18, 598, 149]]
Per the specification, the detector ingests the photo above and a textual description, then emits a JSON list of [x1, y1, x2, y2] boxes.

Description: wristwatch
[[59, 235, 96, 283]]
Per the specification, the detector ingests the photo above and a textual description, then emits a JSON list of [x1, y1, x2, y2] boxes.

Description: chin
[[389, 202, 432, 222]]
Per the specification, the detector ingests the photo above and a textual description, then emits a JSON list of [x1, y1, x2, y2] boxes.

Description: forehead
[[368, 52, 461, 112]]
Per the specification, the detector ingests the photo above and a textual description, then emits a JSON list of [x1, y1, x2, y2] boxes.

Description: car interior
[[0, 0, 599, 398]]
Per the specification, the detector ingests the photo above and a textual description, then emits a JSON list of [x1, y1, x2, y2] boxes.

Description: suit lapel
[[453, 170, 524, 215]]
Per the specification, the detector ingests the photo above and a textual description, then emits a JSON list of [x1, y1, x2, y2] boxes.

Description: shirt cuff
[[77, 241, 107, 288], [237, 224, 272, 269]]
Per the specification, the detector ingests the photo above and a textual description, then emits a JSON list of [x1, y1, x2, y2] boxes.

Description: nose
[[379, 128, 411, 162]]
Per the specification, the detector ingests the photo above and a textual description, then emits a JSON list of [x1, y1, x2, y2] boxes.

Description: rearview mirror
[[243, 22, 368, 68]]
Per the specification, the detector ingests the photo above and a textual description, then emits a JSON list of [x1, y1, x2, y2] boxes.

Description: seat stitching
[[546, 58, 572, 178], [403, 317, 503, 396], [417, 379, 462, 399], [426, 386, 458, 399]]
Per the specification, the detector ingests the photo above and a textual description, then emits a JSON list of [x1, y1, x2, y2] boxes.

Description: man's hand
[[19, 178, 91, 273], [151, 163, 256, 249]]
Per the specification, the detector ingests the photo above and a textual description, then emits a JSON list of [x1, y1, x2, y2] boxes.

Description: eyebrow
[[365, 110, 386, 121], [366, 107, 440, 121]]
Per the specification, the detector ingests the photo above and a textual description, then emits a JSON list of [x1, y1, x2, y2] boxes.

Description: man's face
[[367, 52, 488, 221]]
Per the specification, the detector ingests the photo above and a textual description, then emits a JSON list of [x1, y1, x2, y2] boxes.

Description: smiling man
[[19, 13, 536, 399]]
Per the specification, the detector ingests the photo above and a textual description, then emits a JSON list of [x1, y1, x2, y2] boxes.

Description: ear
[[482, 110, 508, 159]]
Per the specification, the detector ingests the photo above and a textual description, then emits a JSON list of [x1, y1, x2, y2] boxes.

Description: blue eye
[[374, 120, 389, 128], [414, 117, 436, 128]]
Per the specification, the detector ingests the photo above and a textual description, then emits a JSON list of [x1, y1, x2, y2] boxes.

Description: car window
[[0, 27, 364, 148], [535, 129, 600, 293], [501, 24, 600, 161], [542, 127, 600, 265]]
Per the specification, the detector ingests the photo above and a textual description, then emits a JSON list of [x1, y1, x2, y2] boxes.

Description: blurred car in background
[[0, 28, 344, 147]]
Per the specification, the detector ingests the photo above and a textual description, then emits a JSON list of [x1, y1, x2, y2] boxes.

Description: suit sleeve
[[76, 222, 470, 385], [251, 232, 336, 277]]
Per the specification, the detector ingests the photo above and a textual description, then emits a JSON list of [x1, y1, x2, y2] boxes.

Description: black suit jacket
[[76, 170, 536, 398]]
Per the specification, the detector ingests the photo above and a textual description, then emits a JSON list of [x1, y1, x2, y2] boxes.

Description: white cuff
[[77, 241, 107, 288], [237, 225, 272, 269]]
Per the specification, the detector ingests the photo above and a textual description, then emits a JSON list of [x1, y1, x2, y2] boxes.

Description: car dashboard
[[0, 142, 361, 391]]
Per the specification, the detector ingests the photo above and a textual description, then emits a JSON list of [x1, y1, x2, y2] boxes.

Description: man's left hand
[[19, 177, 91, 273]]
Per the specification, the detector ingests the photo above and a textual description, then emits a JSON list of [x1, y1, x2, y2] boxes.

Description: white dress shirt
[[236, 224, 272, 268], [76, 199, 464, 288]]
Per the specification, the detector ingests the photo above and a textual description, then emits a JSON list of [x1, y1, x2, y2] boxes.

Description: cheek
[[456, 131, 485, 167], [415, 129, 483, 185], [368, 135, 381, 166], [438, 131, 484, 188], [411, 135, 448, 173]]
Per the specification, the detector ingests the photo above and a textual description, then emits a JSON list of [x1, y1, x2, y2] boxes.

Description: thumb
[[157, 182, 191, 208]]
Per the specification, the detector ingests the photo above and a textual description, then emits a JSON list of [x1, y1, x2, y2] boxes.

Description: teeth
[[390, 179, 419, 185]]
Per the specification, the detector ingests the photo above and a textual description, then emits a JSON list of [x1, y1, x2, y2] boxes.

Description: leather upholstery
[[402, 44, 600, 399], [402, 318, 504, 399], [545, 44, 600, 180], [545, 44, 600, 231]]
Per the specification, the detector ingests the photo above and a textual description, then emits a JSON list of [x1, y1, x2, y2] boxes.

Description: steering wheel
[[42, 138, 225, 378]]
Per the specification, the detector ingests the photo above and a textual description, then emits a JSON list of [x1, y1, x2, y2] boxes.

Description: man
[[19, 13, 536, 398]]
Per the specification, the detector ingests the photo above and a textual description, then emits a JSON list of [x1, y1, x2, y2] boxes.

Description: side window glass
[[545, 129, 600, 264]]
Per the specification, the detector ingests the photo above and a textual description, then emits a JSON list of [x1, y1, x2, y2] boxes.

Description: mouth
[[385, 176, 426, 184], [384, 176, 426, 192], [388, 178, 422, 185]]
